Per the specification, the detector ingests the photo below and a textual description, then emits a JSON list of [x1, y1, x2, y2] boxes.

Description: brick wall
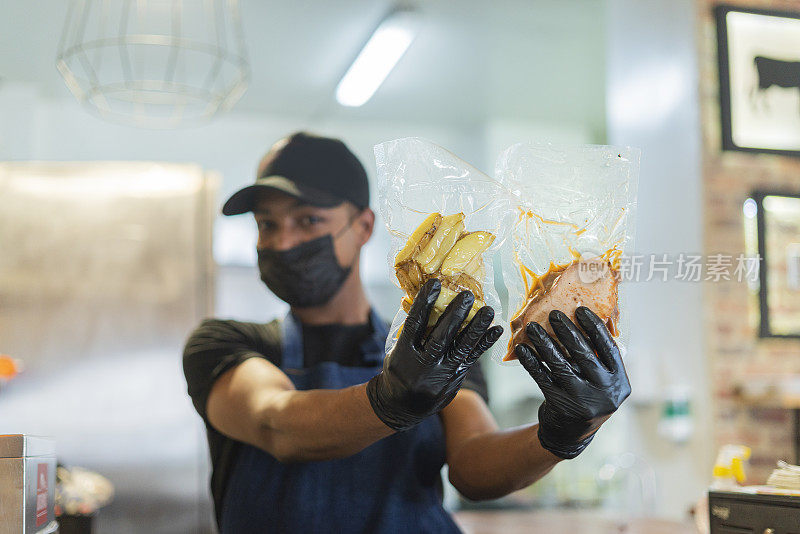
[[698, 0, 800, 482]]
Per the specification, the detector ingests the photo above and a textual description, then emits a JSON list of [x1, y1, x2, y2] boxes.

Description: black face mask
[[257, 222, 354, 308]]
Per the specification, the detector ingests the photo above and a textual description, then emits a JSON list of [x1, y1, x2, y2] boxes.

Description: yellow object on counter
[[711, 445, 751, 490]]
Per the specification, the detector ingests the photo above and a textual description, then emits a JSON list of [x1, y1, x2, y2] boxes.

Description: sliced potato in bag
[[394, 212, 491, 332]]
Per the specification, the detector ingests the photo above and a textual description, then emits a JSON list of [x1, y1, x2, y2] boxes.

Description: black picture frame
[[715, 4, 800, 157], [754, 190, 800, 338]]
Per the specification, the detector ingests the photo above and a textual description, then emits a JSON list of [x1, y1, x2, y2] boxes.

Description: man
[[183, 132, 630, 533]]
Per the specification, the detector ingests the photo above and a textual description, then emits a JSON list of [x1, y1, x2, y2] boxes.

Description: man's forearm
[[256, 383, 394, 462], [448, 424, 562, 501]]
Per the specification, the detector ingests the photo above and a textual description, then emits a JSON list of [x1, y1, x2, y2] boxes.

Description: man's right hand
[[367, 279, 503, 431]]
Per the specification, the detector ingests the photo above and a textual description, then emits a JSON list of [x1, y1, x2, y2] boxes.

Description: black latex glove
[[367, 278, 504, 431], [514, 307, 631, 459]]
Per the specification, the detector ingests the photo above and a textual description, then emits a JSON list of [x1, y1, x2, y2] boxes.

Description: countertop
[[452, 509, 697, 534]]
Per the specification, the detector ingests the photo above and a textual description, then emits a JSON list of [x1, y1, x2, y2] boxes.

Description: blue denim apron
[[220, 309, 462, 534]]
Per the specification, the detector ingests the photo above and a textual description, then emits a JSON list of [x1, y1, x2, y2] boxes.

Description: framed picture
[[715, 5, 800, 157], [753, 191, 800, 338]]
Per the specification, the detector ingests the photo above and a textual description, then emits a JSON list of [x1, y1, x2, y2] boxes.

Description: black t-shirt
[[182, 314, 489, 527]]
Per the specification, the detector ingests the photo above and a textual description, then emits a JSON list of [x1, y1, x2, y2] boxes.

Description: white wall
[[606, 0, 712, 520]]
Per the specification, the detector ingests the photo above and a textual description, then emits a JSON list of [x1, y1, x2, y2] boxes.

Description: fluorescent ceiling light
[[336, 10, 418, 107]]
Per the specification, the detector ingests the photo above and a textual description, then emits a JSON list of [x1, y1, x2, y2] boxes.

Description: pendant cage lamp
[[56, 0, 250, 129]]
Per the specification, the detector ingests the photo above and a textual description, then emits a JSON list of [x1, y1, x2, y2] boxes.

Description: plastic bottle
[[710, 445, 751, 490]]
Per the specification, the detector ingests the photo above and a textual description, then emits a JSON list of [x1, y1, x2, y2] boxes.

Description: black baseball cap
[[222, 132, 369, 216]]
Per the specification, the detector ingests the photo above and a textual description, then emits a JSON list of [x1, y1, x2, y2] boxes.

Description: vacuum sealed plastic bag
[[496, 142, 640, 363], [375, 137, 514, 355]]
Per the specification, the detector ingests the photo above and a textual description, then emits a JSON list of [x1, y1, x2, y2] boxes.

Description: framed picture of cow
[[715, 5, 800, 157]]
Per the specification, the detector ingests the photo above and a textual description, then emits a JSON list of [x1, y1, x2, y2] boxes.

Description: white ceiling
[[0, 0, 607, 130]]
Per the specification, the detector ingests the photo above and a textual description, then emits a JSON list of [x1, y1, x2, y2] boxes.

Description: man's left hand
[[514, 307, 631, 460]]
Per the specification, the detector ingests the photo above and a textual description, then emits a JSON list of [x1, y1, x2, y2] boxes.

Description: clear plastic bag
[[496, 142, 640, 365], [375, 137, 515, 357]]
